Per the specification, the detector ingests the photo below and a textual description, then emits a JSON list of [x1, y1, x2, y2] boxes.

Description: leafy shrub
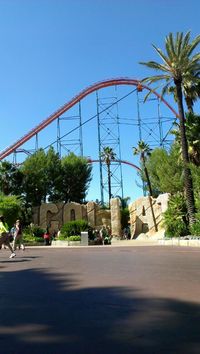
[[61, 219, 88, 238], [57, 234, 81, 241], [163, 193, 189, 237], [189, 221, 200, 236], [24, 225, 45, 238], [0, 194, 22, 227], [22, 225, 45, 244], [23, 233, 44, 245], [68, 235, 81, 241]]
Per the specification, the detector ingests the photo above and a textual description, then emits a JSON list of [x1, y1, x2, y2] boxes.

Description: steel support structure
[[96, 87, 124, 205], [56, 101, 83, 158], [136, 87, 175, 149]]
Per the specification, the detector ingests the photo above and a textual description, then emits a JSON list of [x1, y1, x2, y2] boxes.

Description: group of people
[[0, 216, 25, 259], [43, 228, 59, 246]]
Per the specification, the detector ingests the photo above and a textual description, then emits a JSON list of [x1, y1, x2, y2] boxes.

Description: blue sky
[[0, 0, 200, 203]]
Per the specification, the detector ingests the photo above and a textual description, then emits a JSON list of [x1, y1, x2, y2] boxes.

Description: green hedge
[[60, 220, 88, 238], [163, 193, 188, 237], [23, 225, 45, 244], [58, 235, 81, 241]]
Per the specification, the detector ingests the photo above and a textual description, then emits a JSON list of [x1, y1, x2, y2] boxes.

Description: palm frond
[[187, 34, 200, 56], [142, 85, 160, 102], [165, 33, 176, 60], [161, 80, 174, 97], [176, 32, 184, 56], [179, 32, 192, 61], [141, 74, 171, 85], [152, 44, 171, 67], [139, 60, 170, 73]]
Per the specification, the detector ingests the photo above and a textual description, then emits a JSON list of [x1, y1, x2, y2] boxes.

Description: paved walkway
[[1, 245, 200, 353]]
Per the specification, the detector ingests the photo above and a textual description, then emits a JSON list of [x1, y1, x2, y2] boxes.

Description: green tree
[[116, 195, 131, 209], [46, 147, 62, 202], [163, 193, 188, 237], [21, 149, 48, 206], [0, 193, 22, 227], [0, 161, 23, 196], [172, 112, 200, 166], [100, 147, 116, 207], [140, 31, 200, 224], [133, 140, 158, 232], [60, 153, 92, 203], [145, 145, 184, 195], [133, 141, 153, 195]]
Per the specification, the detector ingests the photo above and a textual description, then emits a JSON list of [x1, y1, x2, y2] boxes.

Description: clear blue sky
[[0, 0, 200, 202]]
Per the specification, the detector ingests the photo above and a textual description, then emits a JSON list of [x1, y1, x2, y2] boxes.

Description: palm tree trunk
[[176, 81, 196, 224], [144, 165, 153, 196], [142, 156, 158, 232]]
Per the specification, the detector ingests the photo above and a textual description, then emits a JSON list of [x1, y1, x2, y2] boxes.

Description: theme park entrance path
[[1, 245, 200, 354]]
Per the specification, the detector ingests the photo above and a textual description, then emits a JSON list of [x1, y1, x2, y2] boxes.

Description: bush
[[68, 235, 81, 241], [189, 221, 200, 236], [24, 225, 45, 238], [23, 225, 45, 244], [58, 234, 81, 241], [0, 194, 22, 227], [23, 234, 44, 245], [61, 220, 88, 238], [163, 193, 189, 238]]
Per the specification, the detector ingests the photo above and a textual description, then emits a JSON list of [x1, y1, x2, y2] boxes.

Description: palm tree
[[171, 112, 200, 166], [100, 147, 116, 208], [133, 141, 153, 195], [133, 140, 158, 232], [140, 31, 200, 224]]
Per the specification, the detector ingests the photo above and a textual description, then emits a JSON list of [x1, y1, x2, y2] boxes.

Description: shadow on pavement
[[0, 267, 200, 354]]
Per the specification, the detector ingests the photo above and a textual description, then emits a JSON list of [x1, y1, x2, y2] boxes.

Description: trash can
[[81, 231, 88, 246]]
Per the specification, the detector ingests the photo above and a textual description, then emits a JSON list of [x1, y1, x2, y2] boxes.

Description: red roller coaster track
[[0, 77, 178, 161], [87, 159, 141, 172]]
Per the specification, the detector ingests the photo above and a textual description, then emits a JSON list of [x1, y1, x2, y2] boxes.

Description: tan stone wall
[[110, 198, 121, 238], [32, 201, 111, 232], [129, 193, 169, 239], [32, 194, 168, 239]]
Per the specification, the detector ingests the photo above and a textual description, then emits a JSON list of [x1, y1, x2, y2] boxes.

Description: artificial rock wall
[[128, 193, 170, 239], [32, 199, 121, 237], [32, 194, 169, 239]]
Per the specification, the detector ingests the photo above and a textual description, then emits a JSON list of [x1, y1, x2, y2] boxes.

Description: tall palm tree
[[133, 141, 153, 195], [171, 112, 200, 166], [133, 141, 158, 232], [100, 147, 116, 208], [140, 31, 200, 224]]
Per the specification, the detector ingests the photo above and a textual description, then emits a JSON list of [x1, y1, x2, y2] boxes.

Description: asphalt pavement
[[1, 245, 200, 354]]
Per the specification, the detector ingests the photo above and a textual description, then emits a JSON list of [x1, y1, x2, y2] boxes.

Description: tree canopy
[[0, 149, 92, 208]]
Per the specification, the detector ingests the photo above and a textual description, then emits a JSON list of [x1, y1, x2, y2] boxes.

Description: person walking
[[0, 215, 16, 259], [13, 219, 25, 251]]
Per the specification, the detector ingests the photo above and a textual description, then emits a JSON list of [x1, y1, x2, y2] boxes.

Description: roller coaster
[[0, 77, 178, 203]]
